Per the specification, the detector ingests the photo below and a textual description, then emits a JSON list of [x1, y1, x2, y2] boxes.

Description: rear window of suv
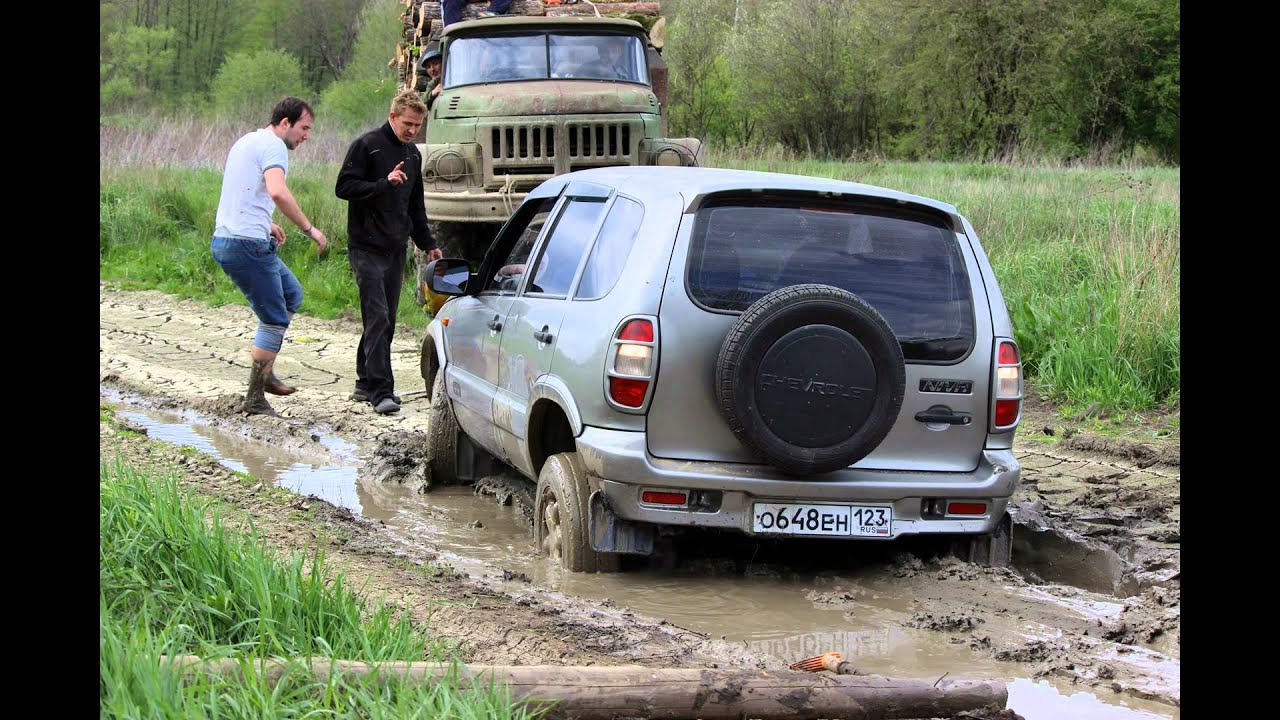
[[687, 198, 976, 362]]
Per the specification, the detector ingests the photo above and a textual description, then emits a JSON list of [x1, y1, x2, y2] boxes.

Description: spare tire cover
[[714, 284, 906, 476]]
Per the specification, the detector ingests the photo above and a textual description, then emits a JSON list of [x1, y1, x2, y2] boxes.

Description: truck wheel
[[951, 511, 1013, 568], [425, 369, 459, 487], [535, 452, 619, 573]]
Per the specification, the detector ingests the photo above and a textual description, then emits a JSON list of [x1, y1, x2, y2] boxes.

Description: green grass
[[100, 148, 1179, 414], [99, 456, 544, 719], [706, 151, 1181, 413], [100, 163, 408, 328]]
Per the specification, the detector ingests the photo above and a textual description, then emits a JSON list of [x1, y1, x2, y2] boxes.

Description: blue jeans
[[443, 0, 511, 25], [211, 236, 303, 353]]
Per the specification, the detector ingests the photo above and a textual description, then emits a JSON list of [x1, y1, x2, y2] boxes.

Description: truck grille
[[482, 119, 641, 184], [491, 125, 555, 161], [566, 123, 633, 159]]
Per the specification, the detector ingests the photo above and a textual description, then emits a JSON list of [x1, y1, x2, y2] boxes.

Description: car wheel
[[951, 511, 1013, 568], [715, 284, 906, 475], [535, 452, 619, 573], [425, 368, 460, 487]]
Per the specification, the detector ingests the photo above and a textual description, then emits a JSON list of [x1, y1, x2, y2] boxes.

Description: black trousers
[[349, 244, 407, 404]]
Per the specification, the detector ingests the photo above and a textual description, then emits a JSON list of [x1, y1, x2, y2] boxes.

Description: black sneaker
[[374, 397, 401, 414], [351, 388, 400, 403]]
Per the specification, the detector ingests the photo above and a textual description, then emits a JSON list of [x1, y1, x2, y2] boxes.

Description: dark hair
[[270, 97, 314, 126]]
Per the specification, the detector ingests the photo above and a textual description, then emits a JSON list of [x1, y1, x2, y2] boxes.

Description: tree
[[211, 49, 310, 123], [867, 0, 1065, 159], [101, 25, 178, 111], [318, 0, 403, 131], [664, 0, 742, 142], [730, 0, 877, 156]]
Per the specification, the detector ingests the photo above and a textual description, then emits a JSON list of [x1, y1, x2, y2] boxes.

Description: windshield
[[445, 33, 649, 87]]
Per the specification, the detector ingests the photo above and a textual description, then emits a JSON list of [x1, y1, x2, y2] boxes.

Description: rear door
[[494, 185, 612, 474], [646, 196, 995, 472]]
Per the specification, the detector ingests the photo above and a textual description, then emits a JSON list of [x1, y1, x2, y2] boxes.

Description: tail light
[[606, 316, 658, 411], [992, 340, 1022, 430]]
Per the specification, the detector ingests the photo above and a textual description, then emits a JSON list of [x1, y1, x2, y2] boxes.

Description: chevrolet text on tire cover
[[420, 166, 1023, 572]]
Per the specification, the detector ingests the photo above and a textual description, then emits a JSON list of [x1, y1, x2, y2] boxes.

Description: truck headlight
[[642, 139, 703, 168], [423, 143, 481, 185]]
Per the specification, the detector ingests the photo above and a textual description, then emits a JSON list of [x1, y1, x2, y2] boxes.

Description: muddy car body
[[419, 17, 701, 264], [422, 166, 1023, 571]]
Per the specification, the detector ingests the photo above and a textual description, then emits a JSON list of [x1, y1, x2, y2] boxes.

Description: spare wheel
[[714, 284, 905, 475]]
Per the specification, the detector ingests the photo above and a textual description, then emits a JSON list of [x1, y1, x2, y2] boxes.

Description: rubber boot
[[265, 370, 297, 396], [243, 359, 278, 416]]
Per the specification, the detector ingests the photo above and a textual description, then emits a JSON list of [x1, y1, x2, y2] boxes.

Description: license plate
[[752, 503, 893, 538]]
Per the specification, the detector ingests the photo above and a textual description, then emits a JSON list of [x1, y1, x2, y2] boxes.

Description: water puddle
[[101, 396, 1178, 720]]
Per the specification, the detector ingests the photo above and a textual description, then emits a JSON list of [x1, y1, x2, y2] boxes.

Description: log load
[[165, 656, 1008, 720]]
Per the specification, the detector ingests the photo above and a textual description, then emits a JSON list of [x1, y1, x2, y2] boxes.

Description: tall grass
[[99, 120, 1179, 413], [706, 148, 1181, 413], [100, 457, 542, 718]]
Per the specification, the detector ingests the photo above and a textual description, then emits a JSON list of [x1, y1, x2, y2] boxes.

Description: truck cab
[[420, 17, 702, 230]]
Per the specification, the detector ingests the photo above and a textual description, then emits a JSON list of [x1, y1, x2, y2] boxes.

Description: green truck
[[398, 10, 702, 306]]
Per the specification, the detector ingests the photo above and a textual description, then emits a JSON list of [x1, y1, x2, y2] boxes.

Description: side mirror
[[426, 258, 471, 296]]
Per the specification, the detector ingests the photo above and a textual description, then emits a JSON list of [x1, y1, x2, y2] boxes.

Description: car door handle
[[914, 409, 972, 425], [533, 325, 553, 344], [487, 315, 502, 332]]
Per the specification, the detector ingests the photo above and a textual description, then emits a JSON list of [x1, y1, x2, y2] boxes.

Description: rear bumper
[[575, 426, 1020, 538]]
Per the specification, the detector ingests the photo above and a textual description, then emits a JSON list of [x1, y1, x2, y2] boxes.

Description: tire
[[425, 368, 459, 486], [951, 512, 1013, 568], [534, 452, 619, 573], [715, 284, 906, 475], [420, 335, 436, 393]]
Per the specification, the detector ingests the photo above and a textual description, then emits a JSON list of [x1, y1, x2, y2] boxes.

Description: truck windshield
[[445, 33, 648, 87]]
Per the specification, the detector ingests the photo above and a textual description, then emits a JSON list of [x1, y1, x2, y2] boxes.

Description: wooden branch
[[420, 0, 547, 24], [164, 656, 1007, 720], [546, 2, 661, 16]]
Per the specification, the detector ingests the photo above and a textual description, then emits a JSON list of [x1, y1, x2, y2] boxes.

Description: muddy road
[[99, 287, 1180, 718]]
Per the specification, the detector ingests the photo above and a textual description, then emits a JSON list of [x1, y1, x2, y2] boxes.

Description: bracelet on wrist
[[303, 225, 313, 234]]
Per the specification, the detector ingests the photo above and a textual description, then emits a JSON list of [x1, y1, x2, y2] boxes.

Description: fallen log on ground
[[163, 656, 1007, 719]]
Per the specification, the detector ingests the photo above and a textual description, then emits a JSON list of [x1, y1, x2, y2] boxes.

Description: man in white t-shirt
[[211, 96, 329, 416]]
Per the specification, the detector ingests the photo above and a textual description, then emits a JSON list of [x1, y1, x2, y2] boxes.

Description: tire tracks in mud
[[100, 287, 1180, 710]]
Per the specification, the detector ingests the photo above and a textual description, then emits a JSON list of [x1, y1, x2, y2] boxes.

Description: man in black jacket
[[335, 91, 441, 415]]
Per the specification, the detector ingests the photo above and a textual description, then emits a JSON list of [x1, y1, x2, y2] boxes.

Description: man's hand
[[310, 228, 329, 254], [431, 84, 442, 98], [428, 247, 443, 262], [388, 161, 407, 186], [271, 223, 286, 247]]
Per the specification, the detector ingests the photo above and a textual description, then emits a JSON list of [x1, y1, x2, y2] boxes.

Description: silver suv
[[421, 166, 1023, 572]]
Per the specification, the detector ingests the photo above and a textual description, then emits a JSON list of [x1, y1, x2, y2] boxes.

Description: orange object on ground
[[790, 652, 844, 673]]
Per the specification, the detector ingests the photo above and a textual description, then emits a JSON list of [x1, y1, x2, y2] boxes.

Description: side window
[[526, 198, 608, 296], [483, 198, 557, 293], [576, 197, 644, 300]]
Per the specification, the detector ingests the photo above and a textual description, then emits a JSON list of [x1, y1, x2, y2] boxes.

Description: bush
[[211, 50, 311, 125], [319, 77, 398, 133]]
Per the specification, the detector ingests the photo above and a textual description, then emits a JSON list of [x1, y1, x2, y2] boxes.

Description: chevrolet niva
[[420, 166, 1022, 572]]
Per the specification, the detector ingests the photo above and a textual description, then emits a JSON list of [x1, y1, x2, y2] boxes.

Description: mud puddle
[[106, 396, 1177, 720]]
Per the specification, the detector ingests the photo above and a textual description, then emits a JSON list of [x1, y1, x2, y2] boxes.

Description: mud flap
[[589, 491, 655, 555], [454, 432, 503, 484], [952, 511, 1013, 568]]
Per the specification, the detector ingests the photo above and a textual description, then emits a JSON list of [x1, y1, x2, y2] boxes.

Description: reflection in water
[[115, 408, 363, 514], [102, 397, 1177, 720], [1008, 679, 1170, 720]]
